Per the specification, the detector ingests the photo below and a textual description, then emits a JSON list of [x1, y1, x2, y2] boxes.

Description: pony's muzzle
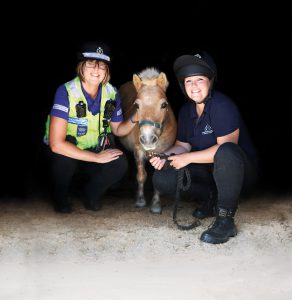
[[139, 134, 158, 149]]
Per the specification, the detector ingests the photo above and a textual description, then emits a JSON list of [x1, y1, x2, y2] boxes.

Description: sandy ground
[[0, 189, 292, 300]]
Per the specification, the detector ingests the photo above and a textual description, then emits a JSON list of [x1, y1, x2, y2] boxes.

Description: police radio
[[76, 101, 86, 118], [104, 100, 116, 120], [96, 99, 116, 152]]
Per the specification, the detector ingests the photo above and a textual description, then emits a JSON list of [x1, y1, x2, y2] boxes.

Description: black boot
[[192, 190, 216, 219], [200, 208, 237, 244]]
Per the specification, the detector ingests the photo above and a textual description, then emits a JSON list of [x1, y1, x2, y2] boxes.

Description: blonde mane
[[137, 67, 160, 80], [134, 67, 169, 90]]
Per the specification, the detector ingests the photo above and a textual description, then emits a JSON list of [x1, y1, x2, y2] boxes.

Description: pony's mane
[[137, 67, 160, 80]]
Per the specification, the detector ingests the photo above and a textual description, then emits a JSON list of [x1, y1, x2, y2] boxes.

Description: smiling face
[[77, 59, 110, 86], [83, 59, 108, 85], [184, 75, 211, 104]]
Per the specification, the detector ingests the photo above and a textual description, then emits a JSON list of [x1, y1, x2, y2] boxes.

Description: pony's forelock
[[137, 67, 160, 80]]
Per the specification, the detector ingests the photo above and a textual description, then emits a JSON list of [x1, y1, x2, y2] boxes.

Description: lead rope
[[173, 167, 201, 230], [147, 152, 201, 231]]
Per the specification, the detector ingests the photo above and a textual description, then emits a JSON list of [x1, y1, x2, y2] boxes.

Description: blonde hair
[[76, 61, 111, 85]]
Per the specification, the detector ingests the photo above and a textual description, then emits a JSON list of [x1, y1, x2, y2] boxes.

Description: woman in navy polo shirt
[[149, 51, 259, 244], [43, 41, 137, 213]]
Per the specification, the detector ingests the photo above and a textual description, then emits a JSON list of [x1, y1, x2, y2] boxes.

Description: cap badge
[[194, 54, 202, 59], [96, 47, 103, 54]]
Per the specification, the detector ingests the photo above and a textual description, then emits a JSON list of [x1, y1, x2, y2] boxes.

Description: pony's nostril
[[139, 135, 146, 145], [151, 135, 158, 144]]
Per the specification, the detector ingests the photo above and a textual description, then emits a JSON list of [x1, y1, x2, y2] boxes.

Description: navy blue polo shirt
[[50, 82, 124, 122], [177, 90, 257, 160]]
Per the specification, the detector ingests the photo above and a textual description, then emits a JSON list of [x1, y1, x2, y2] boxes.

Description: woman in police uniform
[[149, 51, 259, 244], [44, 41, 137, 213]]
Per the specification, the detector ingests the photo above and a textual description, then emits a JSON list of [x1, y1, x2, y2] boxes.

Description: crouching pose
[[149, 51, 259, 244], [43, 41, 137, 213]]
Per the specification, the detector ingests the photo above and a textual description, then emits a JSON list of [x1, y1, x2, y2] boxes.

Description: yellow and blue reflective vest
[[44, 77, 117, 150]]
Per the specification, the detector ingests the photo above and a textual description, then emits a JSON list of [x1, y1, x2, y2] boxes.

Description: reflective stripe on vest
[[44, 77, 117, 150]]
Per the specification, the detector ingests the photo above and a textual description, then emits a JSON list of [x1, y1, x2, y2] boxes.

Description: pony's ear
[[133, 74, 142, 91], [157, 72, 169, 91]]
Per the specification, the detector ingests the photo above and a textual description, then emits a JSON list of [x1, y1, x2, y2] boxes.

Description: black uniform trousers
[[43, 145, 128, 207], [152, 142, 259, 209]]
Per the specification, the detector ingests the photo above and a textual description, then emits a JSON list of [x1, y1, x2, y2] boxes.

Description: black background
[[2, 2, 291, 197]]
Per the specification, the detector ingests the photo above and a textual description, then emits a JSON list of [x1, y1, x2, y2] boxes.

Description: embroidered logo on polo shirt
[[202, 124, 213, 135]]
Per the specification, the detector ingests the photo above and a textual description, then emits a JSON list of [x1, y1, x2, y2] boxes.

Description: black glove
[[161, 153, 175, 170], [149, 153, 175, 170]]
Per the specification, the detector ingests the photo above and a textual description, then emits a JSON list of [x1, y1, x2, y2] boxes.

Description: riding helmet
[[173, 51, 217, 95]]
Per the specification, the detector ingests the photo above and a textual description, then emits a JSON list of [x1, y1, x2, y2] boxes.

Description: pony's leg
[[135, 152, 147, 208], [150, 189, 162, 214]]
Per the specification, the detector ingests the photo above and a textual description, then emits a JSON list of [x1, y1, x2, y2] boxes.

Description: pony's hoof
[[150, 204, 162, 214], [135, 198, 146, 208]]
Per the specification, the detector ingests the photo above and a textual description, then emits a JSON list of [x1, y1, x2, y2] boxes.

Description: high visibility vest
[[44, 77, 117, 149]]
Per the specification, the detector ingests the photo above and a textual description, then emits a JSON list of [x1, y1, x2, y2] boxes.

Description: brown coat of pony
[[119, 68, 177, 213]]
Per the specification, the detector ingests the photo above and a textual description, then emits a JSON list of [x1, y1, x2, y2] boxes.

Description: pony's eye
[[134, 102, 139, 109], [161, 102, 168, 109]]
